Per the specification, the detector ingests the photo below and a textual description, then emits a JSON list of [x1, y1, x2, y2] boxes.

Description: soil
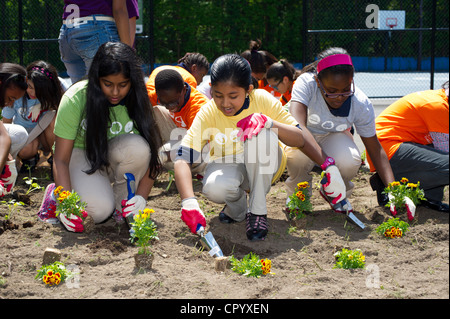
[[0, 157, 448, 300]]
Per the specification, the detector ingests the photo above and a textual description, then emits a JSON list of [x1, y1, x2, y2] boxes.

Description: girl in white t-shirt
[[174, 54, 346, 241], [289, 47, 397, 214]]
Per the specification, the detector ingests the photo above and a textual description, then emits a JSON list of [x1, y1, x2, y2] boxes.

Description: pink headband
[[317, 54, 353, 74]]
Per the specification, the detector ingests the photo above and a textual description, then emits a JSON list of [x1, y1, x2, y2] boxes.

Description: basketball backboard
[[378, 10, 405, 30]]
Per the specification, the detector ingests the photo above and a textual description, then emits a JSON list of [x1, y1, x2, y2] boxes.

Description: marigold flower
[[54, 186, 63, 196], [400, 177, 409, 183], [297, 182, 309, 189], [43, 270, 61, 286], [296, 191, 303, 198], [389, 181, 400, 187], [57, 191, 71, 203], [407, 183, 418, 188], [261, 258, 272, 275]]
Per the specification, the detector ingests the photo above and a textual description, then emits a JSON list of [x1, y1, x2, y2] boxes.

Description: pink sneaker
[[37, 183, 59, 224]]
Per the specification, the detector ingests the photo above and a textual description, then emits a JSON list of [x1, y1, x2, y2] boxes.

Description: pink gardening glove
[[121, 195, 146, 218], [180, 198, 206, 234], [59, 210, 88, 233], [236, 113, 273, 142]]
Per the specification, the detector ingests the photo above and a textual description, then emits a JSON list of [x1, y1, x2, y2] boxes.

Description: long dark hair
[[83, 42, 162, 179], [301, 47, 354, 80], [0, 63, 27, 107], [26, 60, 63, 111]]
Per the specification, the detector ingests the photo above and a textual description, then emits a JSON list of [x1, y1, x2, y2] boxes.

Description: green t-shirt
[[54, 80, 140, 149]]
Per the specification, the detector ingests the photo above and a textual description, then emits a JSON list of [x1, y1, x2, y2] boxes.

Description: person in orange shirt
[[368, 82, 449, 212], [240, 39, 281, 98], [266, 59, 301, 108], [177, 52, 209, 86], [146, 64, 197, 107], [151, 69, 209, 172]]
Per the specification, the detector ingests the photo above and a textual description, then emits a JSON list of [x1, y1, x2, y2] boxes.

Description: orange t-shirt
[[170, 86, 209, 129], [279, 81, 295, 106], [367, 89, 449, 171], [258, 78, 282, 98], [146, 65, 197, 106]]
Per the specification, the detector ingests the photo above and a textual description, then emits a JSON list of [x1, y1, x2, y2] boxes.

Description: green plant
[[35, 261, 73, 286], [23, 176, 43, 195], [333, 248, 366, 269], [286, 181, 313, 219], [376, 217, 410, 239], [230, 252, 273, 278], [130, 208, 159, 255], [165, 170, 175, 191], [53, 186, 87, 218], [383, 178, 425, 212]]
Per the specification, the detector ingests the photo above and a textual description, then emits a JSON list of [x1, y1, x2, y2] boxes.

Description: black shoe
[[369, 173, 388, 207], [420, 199, 449, 212], [20, 153, 40, 173], [219, 206, 236, 224], [246, 212, 268, 241]]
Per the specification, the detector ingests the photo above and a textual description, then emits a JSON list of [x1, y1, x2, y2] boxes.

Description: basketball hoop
[[386, 17, 398, 29]]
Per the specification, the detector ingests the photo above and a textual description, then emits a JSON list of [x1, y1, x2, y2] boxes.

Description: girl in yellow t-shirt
[[174, 54, 346, 241]]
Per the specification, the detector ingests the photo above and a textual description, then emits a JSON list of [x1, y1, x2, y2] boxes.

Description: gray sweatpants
[[389, 142, 449, 202]]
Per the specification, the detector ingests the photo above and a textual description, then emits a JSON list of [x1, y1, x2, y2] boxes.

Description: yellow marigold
[[261, 259, 272, 275], [57, 191, 71, 202], [54, 186, 63, 196], [297, 182, 309, 189], [389, 181, 400, 187], [296, 191, 303, 198], [407, 183, 418, 188], [400, 177, 409, 183], [43, 270, 61, 286]]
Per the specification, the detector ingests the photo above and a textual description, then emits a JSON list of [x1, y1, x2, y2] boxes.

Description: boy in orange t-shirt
[[368, 84, 449, 212]]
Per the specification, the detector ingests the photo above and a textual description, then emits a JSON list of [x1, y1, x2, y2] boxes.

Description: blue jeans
[[58, 15, 120, 84], [389, 142, 449, 201]]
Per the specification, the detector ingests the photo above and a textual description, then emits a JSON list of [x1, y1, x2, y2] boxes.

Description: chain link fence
[[1, 0, 448, 98]]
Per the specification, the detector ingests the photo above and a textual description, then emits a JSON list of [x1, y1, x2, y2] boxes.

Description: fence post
[[149, 0, 155, 74], [18, 0, 23, 65], [302, 0, 308, 67], [430, 0, 436, 90]]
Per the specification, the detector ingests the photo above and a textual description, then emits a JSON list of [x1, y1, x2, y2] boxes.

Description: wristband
[[320, 156, 335, 171]]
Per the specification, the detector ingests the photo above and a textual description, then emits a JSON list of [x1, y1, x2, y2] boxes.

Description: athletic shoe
[[37, 183, 59, 224], [319, 186, 353, 214], [246, 212, 268, 241], [218, 205, 236, 224]]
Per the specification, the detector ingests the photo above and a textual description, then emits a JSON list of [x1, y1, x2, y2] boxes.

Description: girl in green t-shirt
[[37, 42, 162, 232]]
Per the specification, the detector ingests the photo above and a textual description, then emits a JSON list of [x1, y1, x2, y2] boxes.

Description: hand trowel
[[124, 172, 137, 230], [196, 224, 224, 258]]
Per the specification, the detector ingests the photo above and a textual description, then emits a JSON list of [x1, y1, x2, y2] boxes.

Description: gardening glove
[[0, 181, 7, 197], [236, 113, 273, 142], [27, 102, 44, 122], [121, 195, 146, 218], [59, 211, 88, 233], [321, 165, 346, 204], [388, 193, 416, 221], [180, 197, 206, 234], [0, 160, 18, 195]]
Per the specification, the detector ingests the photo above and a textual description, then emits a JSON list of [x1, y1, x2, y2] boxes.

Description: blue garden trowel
[[124, 173, 137, 230]]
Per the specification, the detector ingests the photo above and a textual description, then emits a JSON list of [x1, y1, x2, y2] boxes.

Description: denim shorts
[[58, 15, 120, 83]]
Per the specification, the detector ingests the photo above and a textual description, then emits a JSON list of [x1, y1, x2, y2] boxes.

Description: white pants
[[201, 129, 282, 221], [285, 132, 361, 198], [69, 134, 151, 223], [4, 123, 28, 158]]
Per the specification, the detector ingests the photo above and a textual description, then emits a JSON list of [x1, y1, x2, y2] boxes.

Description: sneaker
[[218, 205, 236, 224], [37, 183, 59, 224], [20, 153, 40, 173], [246, 212, 268, 241], [319, 187, 353, 214]]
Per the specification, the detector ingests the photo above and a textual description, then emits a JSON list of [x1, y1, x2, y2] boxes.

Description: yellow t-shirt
[[180, 89, 298, 161]]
